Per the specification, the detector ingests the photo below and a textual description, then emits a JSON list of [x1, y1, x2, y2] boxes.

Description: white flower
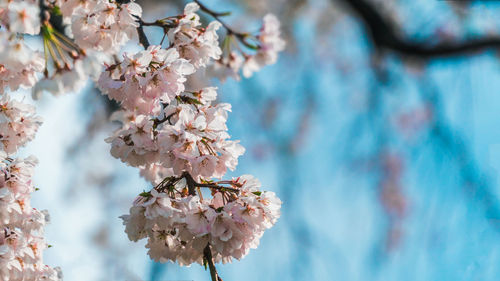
[[6, 1, 40, 35]]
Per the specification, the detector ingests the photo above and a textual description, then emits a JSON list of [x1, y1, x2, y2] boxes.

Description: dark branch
[[194, 0, 249, 41], [182, 172, 197, 196], [195, 182, 240, 193], [137, 24, 150, 49], [340, 0, 500, 59], [204, 244, 223, 281]]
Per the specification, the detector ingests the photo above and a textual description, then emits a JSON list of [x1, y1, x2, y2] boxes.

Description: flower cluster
[[106, 87, 245, 180], [0, 95, 42, 154], [0, 0, 44, 94], [168, 3, 222, 69], [61, 0, 142, 54], [1, 0, 285, 278], [212, 14, 286, 81], [0, 32, 44, 94], [241, 14, 286, 77], [30, 0, 141, 98], [0, 155, 61, 280], [0, 0, 61, 278], [121, 175, 281, 265], [98, 45, 195, 115], [0, 98, 60, 279], [96, 2, 283, 271]]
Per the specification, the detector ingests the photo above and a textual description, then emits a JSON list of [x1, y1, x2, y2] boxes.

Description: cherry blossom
[[32, 20, 109, 98], [0, 0, 40, 35], [0, 1, 285, 279], [168, 2, 222, 69], [210, 13, 286, 80], [0, 31, 44, 94], [0, 95, 42, 155], [121, 174, 281, 266], [0, 151, 61, 280], [96, 4, 284, 278], [242, 14, 286, 78], [67, 0, 142, 54], [210, 51, 244, 82], [106, 88, 245, 180], [98, 46, 195, 115]]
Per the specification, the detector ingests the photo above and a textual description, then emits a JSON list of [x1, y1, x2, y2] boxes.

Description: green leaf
[[252, 191, 262, 196], [51, 6, 62, 16], [217, 11, 232, 17], [139, 191, 152, 198]]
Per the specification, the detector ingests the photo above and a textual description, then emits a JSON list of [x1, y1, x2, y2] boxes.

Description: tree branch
[[182, 172, 197, 196], [194, 0, 257, 49], [136, 24, 150, 49], [340, 0, 500, 59], [195, 182, 240, 193], [204, 244, 223, 281], [194, 0, 241, 36]]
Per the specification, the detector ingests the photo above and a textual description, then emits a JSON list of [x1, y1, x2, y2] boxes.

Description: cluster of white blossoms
[[168, 3, 222, 69], [28, 0, 141, 98], [1, 0, 284, 276], [0, 155, 61, 280], [0, 1, 61, 279], [0, 0, 44, 95], [103, 2, 283, 268], [0, 31, 45, 95], [57, 0, 142, 54], [98, 46, 195, 115], [121, 175, 281, 265], [211, 14, 286, 81], [106, 87, 245, 180], [0, 95, 43, 154], [0, 101, 60, 279], [241, 14, 286, 77]]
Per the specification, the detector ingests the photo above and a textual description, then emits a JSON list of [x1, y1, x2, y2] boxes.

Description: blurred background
[[20, 0, 500, 280]]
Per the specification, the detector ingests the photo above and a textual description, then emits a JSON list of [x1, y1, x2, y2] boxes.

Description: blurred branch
[[418, 77, 500, 229], [340, 0, 500, 58]]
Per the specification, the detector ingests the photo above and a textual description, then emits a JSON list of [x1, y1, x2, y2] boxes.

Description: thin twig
[[193, 0, 246, 38], [195, 183, 240, 193]]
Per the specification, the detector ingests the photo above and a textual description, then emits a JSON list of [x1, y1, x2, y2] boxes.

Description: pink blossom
[[121, 175, 281, 265]]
